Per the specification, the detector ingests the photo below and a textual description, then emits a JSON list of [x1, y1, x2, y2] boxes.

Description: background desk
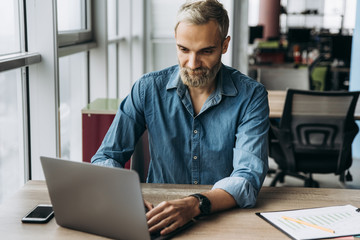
[[268, 90, 360, 120], [1, 181, 360, 239]]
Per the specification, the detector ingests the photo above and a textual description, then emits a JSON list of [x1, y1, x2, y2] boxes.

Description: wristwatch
[[190, 193, 211, 216]]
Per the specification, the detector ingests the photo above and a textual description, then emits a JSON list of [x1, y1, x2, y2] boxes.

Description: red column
[[258, 0, 281, 40]]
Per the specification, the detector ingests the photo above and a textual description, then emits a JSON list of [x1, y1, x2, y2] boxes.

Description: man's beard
[[179, 60, 222, 88]]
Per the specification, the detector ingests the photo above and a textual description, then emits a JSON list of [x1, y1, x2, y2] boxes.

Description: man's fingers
[[160, 221, 182, 235], [147, 200, 174, 220], [144, 199, 154, 212], [147, 203, 172, 229], [148, 214, 175, 232], [149, 216, 182, 235], [146, 201, 167, 221], [146, 199, 194, 235]]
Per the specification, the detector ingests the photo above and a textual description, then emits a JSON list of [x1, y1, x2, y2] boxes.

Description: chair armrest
[[336, 127, 359, 174]]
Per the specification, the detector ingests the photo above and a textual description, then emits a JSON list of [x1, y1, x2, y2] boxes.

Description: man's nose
[[187, 53, 201, 70]]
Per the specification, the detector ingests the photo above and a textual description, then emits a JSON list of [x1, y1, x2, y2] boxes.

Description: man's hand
[[146, 189, 236, 235], [146, 197, 199, 235]]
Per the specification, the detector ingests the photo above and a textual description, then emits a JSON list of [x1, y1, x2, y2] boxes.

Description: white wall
[[349, 2, 360, 158]]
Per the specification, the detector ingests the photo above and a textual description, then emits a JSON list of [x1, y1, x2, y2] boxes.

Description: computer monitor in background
[[287, 28, 312, 44], [331, 35, 352, 66], [249, 25, 264, 44]]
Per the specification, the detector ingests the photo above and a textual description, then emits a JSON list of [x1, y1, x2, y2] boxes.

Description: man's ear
[[222, 36, 231, 54]]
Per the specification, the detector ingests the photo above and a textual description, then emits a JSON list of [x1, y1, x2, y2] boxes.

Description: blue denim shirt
[[91, 64, 269, 208]]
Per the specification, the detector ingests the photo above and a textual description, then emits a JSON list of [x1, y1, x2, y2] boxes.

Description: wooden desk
[[268, 90, 360, 120], [1, 181, 360, 239]]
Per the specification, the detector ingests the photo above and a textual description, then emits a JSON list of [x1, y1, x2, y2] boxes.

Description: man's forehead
[[175, 21, 222, 48]]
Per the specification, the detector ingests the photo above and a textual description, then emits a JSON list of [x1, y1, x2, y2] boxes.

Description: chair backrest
[[280, 89, 359, 157], [131, 130, 150, 183]]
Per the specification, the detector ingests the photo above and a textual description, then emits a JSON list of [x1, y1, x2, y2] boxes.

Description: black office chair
[[269, 89, 360, 187], [131, 130, 150, 183]]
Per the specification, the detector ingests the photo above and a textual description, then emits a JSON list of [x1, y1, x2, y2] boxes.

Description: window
[[57, 0, 92, 47], [57, 0, 93, 161], [0, 0, 39, 73], [0, 69, 26, 203], [343, 0, 357, 31], [146, 0, 185, 72], [57, 0, 86, 32], [280, 0, 356, 33], [107, 0, 144, 99], [323, 0, 357, 33], [59, 53, 88, 160], [248, 0, 260, 27], [0, 1, 21, 55], [0, 0, 32, 203]]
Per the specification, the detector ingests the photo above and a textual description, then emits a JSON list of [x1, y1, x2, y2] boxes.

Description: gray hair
[[175, 0, 229, 42]]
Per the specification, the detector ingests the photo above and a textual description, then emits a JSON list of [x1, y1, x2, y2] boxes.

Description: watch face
[[190, 194, 212, 215], [198, 195, 211, 215]]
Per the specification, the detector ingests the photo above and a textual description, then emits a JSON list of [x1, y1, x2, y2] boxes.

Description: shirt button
[[194, 130, 198, 134], [193, 156, 197, 160], [194, 181, 198, 184]]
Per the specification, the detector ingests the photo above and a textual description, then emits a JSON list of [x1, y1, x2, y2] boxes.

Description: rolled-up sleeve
[[212, 86, 269, 208]]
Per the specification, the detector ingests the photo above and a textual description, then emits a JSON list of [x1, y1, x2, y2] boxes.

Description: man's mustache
[[182, 67, 209, 75]]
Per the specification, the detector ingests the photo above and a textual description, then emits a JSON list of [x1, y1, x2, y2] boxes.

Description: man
[[92, 0, 269, 236]]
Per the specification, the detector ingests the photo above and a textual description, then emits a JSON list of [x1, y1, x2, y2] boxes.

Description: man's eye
[[202, 50, 213, 54], [179, 47, 189, 52]]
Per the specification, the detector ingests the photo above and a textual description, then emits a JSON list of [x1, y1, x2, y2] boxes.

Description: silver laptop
[[40, 156, 193, 240]]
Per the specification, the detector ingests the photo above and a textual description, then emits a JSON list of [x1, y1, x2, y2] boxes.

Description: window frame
[[57, 0, 93, 47], [58, 0, 96, 57], [0, 53, 41, 72]]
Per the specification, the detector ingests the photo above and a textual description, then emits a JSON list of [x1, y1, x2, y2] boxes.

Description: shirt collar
[[166, 66, 186, 97], [166, 64, 238, 97]]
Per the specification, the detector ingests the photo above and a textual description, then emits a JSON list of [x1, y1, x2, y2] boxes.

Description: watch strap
[[189, 193, 211, 216]]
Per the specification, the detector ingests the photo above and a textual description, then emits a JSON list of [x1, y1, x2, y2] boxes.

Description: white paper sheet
[[258, 204, 360, 240]]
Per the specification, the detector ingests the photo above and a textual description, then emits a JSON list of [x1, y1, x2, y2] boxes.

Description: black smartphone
[[21, 204, 54, 223]]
